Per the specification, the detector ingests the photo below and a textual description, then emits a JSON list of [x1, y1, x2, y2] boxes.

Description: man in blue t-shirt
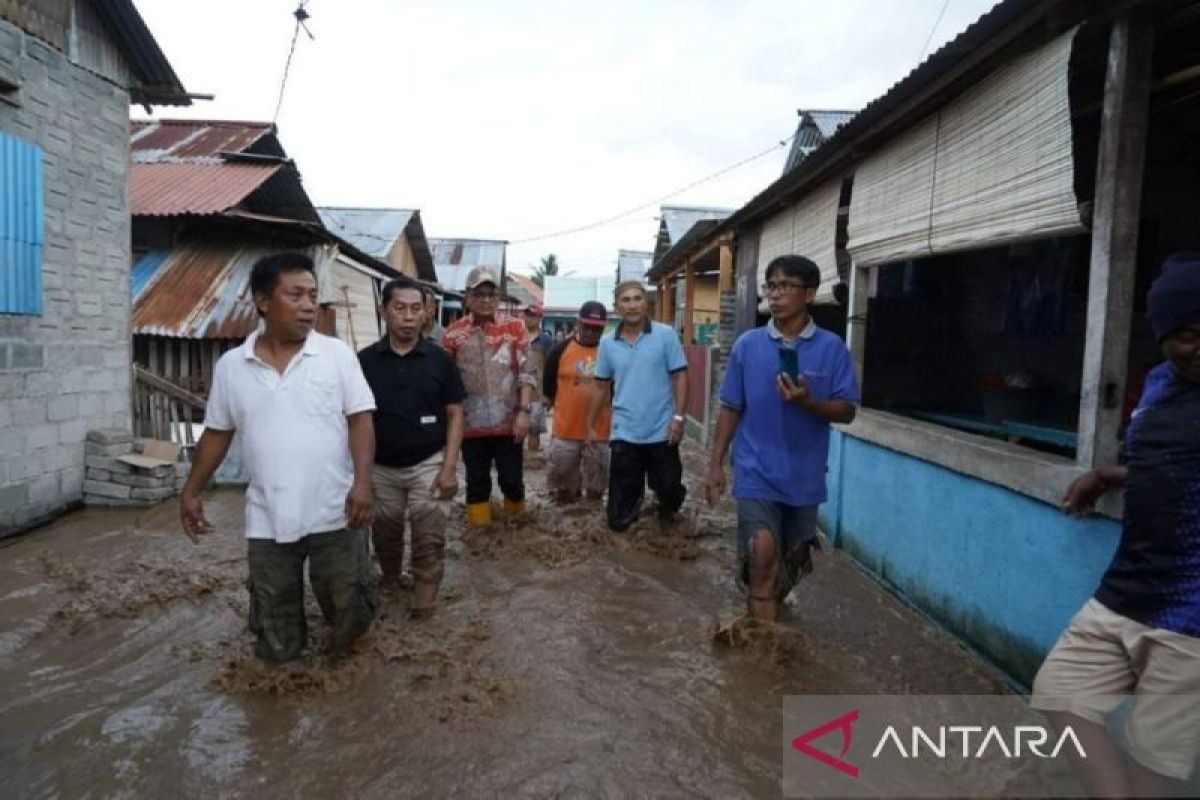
[[705, 255, 859, 622], [1031, 253, 1200, 793], [587, 280, 689, 531]]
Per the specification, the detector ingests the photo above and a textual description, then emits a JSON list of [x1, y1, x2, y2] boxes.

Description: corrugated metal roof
[[430, 237, 506, 291], [661, 206, 734, 245], [653, 206, 732, 265], [647, 219, 725, 282], [132, 242, 331, 339], [317, 207, 415, 258], [783, 110, 857, 173], [130, 162, 281, 216], [131, 120, 273, 163], [90, 0, 190, 106], [505, 272, 544, 308]]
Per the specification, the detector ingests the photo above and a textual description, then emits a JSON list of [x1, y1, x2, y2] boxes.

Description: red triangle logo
[[791, 709, 860, 779]]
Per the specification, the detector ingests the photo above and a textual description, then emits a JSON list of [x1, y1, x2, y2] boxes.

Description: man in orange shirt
[[543, 302, 611, 503]]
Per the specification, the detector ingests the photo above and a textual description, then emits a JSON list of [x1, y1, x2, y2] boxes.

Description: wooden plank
[[717, 237, 734, 294], [1077, 11, 1153, 469], [845, 263, 871, 386], [683, 261, 697, 345]]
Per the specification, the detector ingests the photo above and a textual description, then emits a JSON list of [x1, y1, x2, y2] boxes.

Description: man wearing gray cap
[[442, 266, 536, 527]]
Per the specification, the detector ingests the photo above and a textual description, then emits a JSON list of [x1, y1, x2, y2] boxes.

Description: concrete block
[[85, 467, 111, 482], [60, 466, 83, 498], [85, 496, 149, 508], [26, 424, 58, 450], [130, 486, 175, 502], [46, 393, 77, 422], [23, 371, 56, 397], [9, 343, 44, 369], [18, 450, 43, 480], [82, 480, 130, 499], [83, 455, 132, 474], [87, 429, 133, 445], [13, 397, 47, 424], [0, 483, 27, 510], [84, 439, 133, 457], [76, 392, 105, 417], [42, 445, 76, 472], [57, 418, 87, 445], [110, 472, 168, 489], [28, 474, 58, 505]]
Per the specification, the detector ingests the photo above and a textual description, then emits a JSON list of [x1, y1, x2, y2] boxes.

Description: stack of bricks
[[82, 430, 180, 507]]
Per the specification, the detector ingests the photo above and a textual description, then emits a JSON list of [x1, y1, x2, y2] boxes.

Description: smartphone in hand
[[778, 347, 799, 381]]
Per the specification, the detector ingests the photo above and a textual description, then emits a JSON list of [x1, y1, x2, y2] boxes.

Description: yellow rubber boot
[[503, 499, 526, 518], [466, 501, 492, 528]]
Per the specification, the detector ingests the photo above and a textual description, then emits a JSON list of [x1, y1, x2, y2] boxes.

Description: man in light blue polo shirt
[[587, 280, 689, 531], [705, 255, 859, 622]]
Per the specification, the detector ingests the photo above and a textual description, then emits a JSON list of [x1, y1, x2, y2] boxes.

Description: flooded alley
[[0, 449, 1010, 798]]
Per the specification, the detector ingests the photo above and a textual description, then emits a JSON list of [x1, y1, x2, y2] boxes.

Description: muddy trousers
[[547, 438, 609, 496], [462, 435, 524, 505], [606, 440, 687, 532], [247, 529, 376, 663], [371, 457, 450, 585]]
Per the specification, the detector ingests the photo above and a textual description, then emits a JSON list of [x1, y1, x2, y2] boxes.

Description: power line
[[917, 0, 952, 64], [507, 132, 796, 245], [273, 2, 315, 124]]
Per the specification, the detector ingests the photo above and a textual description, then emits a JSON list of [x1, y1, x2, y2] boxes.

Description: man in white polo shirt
[[179, 252, 378, 663]]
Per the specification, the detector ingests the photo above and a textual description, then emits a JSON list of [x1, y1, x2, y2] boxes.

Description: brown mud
[[0, 440, 1010, 797]]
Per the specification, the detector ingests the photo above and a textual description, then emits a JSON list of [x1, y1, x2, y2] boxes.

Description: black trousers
[[606, 440, 686, 531], [462, 435, 525, 504]]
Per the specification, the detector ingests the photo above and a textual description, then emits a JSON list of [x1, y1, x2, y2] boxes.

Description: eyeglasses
[[470, 289, 499, 300], [760, 281, 809, 295]]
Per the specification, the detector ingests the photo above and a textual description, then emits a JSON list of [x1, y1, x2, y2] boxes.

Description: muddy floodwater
[[0, 445, 1010, 798]]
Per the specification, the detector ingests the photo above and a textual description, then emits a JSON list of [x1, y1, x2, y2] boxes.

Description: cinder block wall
[[0, 20, 132, 533]]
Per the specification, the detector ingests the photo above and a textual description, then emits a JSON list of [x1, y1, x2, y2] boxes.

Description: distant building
[[616, 249, 652, 284]]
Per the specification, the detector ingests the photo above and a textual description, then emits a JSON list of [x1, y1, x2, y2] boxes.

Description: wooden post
[[683, 262, 696, 345], [717, 236, 734, 294], [666, 277, 676, 326], [1077, 12, 1153, 469], [845, 263, 870, 387]]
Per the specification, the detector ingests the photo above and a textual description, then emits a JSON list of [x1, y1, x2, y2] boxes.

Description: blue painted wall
[[820, 431, 1121, 685]]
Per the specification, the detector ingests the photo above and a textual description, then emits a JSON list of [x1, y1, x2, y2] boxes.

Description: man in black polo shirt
[[359, 278, 466, 617]]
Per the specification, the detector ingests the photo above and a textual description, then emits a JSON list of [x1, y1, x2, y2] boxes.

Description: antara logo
[[792, 710, 861, 778], [792, 710, 1086, 779]]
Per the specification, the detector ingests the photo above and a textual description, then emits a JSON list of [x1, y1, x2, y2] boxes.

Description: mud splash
[[38, 552, 242, 634]]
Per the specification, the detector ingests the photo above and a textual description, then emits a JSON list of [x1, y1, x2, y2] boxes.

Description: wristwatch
[[672, 414, 685, 423]]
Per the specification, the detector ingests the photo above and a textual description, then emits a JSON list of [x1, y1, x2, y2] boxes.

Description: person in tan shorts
[[358, 279, 465, 617], [1031, 254, 1200, 795], [544, 302, 611, 503]]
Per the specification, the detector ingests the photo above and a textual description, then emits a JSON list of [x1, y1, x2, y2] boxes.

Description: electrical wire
[[272, 2, 314, 124], [917, 0, 952, 64], [506, 132, 797, 245]]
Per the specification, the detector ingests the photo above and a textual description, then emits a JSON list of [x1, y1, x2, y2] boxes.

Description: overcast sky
[[135, 0, 997, 278]]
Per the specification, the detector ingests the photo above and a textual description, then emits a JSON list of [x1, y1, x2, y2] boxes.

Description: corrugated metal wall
[[0, 131, 44, 315]]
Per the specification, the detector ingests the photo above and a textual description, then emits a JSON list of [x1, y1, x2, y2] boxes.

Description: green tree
[[531, 253, 560, 288]]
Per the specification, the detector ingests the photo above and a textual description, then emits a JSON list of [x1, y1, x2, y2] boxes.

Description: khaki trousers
[[371, 455, 450, 585], [547, 438, 609, 496]]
